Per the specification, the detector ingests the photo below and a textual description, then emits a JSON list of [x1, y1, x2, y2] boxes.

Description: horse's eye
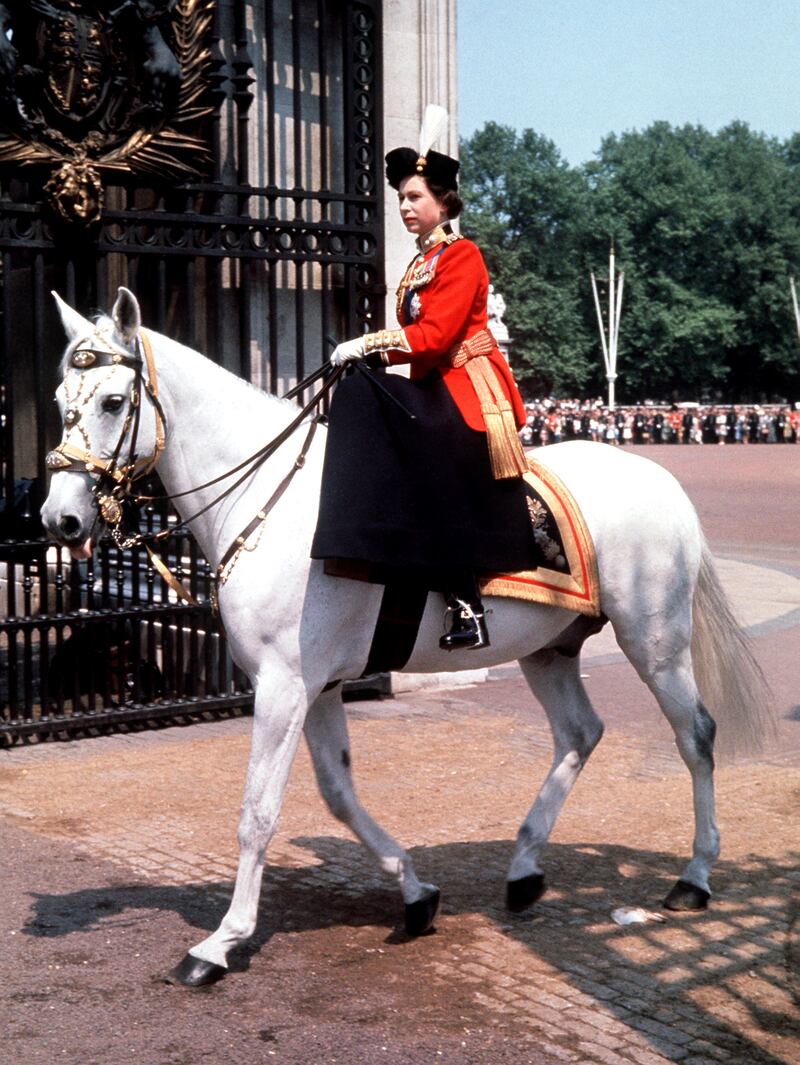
[[102, 394, 126, 413]]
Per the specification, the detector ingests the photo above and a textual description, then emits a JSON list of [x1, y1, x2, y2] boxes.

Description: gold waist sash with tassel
[[448, 329, 528, 480]]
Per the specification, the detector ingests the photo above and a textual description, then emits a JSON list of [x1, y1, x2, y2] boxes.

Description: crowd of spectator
[[520, 401, 800, 447]]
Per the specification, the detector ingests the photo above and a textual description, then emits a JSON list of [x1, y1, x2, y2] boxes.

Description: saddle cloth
[[325, 456, 601, 618], [480, 457, 601, 618]]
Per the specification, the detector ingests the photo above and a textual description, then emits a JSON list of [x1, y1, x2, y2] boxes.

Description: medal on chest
[[396, 246, 445, 322]]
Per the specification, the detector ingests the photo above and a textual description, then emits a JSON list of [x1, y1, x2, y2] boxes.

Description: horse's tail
[[691, 538, 775, 759]]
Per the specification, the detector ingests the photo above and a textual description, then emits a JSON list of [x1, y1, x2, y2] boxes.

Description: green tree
[[586, 121, 800, 399], [459, 123, 595, 395], [584, 123, 739, 398], [461, 119, 800, 401]]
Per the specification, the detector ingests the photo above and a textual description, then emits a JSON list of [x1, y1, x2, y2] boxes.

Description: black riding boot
[[439, 571, 490, 651]]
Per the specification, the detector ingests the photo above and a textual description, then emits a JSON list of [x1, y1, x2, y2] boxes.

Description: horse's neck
[[149, 334, 303, 564]]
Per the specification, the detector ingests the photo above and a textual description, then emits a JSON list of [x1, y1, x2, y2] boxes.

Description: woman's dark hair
[[426, 182, 463, 219]]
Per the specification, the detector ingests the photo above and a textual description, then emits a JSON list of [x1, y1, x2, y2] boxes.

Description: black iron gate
[[0, 0, 384, 742]]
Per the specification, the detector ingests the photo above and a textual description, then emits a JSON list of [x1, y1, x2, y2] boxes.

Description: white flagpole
[[610, 268, 624, 408], [608, 245, 617, 409], [791, 276, 800, 343], [591, 244, 624, 409], [590, 271, 610, 375]]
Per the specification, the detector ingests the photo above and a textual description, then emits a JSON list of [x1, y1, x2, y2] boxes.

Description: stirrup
[[439, 597, 490, 652]]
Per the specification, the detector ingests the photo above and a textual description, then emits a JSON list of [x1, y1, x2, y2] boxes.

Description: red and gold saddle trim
[[481, 457, 601, 617]]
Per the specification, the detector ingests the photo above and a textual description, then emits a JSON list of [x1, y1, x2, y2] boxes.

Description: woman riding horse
[[311, 107, 533, 651]]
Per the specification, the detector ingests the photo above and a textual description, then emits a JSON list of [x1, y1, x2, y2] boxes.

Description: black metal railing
[[0, 0, 384, 743]]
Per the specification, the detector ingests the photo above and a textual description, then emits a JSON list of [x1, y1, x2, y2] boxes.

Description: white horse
[[41, 289, 771, 987]]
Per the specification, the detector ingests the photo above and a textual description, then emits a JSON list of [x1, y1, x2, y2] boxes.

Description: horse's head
[[41, 287, 164, 559]]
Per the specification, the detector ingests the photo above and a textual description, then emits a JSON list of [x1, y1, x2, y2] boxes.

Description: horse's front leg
[[304, 684, 440, 935], [167, 673, 309, 986]]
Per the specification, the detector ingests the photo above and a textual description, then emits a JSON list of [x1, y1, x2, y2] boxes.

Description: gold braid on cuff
[[363, 329, 411, 363]]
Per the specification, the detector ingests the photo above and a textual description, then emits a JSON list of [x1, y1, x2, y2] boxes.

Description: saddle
[[480, 457, 600, 617], [329, 458, 601, 676]]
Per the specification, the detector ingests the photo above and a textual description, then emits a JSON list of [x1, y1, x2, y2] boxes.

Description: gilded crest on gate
[[0, 1, 214, 225]]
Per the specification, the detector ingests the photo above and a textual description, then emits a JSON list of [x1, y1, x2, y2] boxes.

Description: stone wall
[[382, 0, 458, 330]]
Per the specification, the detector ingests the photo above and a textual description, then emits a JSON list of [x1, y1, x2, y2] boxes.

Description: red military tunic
[[367, 226, 526, 433], [312, 224, 535, 572]]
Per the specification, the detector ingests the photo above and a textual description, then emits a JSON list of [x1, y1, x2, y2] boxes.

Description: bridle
[[45, 326, 167, 529], [46, 324, 345, 604]]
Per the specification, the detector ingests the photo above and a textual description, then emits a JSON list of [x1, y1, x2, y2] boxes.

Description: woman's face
[[397, 175, 447, 235]]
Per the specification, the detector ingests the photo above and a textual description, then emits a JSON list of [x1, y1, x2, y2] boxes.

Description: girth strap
[[362, 581, 429, 677]]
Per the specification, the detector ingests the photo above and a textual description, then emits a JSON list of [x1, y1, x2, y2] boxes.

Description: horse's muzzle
[[40, 480, 98, 559], [56, 512, 84, 541]]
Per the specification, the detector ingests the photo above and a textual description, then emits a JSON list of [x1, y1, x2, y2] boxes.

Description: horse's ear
[[51, 291, 93, 342], [111, 287, 141, 345]]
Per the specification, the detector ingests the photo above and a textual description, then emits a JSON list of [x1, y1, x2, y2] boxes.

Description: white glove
[[330, 337, 365, 366]]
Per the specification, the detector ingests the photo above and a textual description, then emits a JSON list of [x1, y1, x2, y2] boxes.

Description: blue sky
[[458, 0, 800, 164]]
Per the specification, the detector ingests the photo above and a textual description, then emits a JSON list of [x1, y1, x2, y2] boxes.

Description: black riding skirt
[[310, 367, 535, 574]]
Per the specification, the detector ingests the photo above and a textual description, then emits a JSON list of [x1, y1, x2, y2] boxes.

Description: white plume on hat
[[418, 104, 449, 158]]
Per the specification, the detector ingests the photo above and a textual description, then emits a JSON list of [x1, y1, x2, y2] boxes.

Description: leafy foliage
[[460, 121, 800, 401]]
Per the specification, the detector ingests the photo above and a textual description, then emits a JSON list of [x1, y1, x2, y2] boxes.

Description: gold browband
[[45, 329, 166, 483]]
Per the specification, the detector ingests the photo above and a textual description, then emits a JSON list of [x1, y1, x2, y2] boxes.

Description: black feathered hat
[[385, 105, 459, 191]]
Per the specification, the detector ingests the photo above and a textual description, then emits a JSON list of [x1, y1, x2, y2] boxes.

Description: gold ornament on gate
[[0, 1, 215, 226], [44, 157, 104, 226]]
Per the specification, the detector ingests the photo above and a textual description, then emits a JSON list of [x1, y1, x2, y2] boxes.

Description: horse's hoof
[[663, 879, 711, 911], [404, 888, 440, 936], [164, 952, 227, 987], [506, 873, 546, 913]]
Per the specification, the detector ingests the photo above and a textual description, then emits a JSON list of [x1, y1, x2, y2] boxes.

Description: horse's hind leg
[[303, 684, 440, 936], [507, 647, 605, 912], [629, 647, 719, 910]]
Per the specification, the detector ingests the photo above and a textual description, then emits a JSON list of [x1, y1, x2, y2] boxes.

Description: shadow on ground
[[22, 836, 800, 1064]]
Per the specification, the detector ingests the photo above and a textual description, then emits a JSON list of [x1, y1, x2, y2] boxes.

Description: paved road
[[2, 445, 798, 1065]]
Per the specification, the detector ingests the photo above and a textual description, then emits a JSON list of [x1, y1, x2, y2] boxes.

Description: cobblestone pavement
[[2, 446, 799, 1065]]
